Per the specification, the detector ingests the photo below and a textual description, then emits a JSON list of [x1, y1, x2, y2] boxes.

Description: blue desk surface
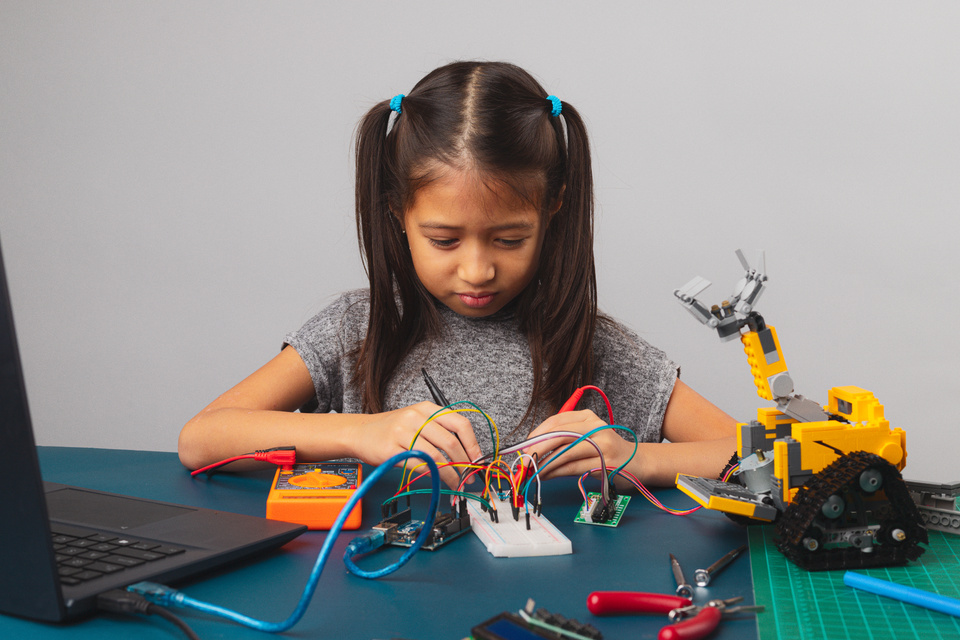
[[3, 447, 759, 640]]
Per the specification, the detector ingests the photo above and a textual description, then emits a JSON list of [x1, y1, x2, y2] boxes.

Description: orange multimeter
[[266, 462, 362, 530]]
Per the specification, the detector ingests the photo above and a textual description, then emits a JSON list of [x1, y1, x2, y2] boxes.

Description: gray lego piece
[[778, 394, 830, 423], [905, 480, 960, 535], [676, 475, 780, 522]]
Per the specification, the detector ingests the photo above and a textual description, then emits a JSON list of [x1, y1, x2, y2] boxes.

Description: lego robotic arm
[[674, 250, 828, 423]]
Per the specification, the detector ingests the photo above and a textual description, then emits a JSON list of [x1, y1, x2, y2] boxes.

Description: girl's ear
[[388, 205, 406, 233], [547, 185, 565, 221]]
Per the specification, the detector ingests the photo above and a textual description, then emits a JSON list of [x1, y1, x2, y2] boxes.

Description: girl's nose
[[457, 248, 495, 285]]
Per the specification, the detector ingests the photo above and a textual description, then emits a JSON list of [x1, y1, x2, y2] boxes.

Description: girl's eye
[[428, 238, 458, 248], [498, 238, 527, 248]]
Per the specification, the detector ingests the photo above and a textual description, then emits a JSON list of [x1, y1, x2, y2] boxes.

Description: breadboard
[[466, 495, 572, 557], [749, 525, 960, 640]]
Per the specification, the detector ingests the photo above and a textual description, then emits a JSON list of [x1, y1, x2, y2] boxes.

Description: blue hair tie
[[390, 94, 404, 114], [546, 95, 562, 117]]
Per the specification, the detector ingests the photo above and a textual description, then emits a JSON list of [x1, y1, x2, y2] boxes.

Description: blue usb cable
[[128, 450, 441, 633]]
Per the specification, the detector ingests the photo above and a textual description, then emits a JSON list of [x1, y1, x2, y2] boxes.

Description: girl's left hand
[[522, 409, 638, 481]]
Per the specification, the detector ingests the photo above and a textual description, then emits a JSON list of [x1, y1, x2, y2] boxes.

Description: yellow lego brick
[[773, 439, 792, 503], [827, 386, 887, 425], [789, 419, 906, 474], [676, 478, 776, 521], [741, 325, 788, 401], [756, 407, 796, 436]]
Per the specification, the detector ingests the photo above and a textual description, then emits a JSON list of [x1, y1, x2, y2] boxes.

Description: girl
[[178, 61, 737, 490]]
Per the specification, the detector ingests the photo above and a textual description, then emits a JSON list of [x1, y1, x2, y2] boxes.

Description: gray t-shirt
[[284, 289, 678, 455]]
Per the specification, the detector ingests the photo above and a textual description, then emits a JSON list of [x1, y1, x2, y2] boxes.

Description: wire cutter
[[587, 591, 763, 640]]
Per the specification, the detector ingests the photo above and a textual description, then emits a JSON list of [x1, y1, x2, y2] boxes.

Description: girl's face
[[401, 168, 549, 318]]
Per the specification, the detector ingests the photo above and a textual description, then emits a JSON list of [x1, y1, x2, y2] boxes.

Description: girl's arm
[[177, 347, 482, 488], [522, 379, 738, 487]]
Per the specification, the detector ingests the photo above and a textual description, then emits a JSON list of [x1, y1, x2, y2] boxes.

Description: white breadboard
[[466, 494, 572, 557]]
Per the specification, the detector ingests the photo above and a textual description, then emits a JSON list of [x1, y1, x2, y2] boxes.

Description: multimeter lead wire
[[190, 446, 297, 477]]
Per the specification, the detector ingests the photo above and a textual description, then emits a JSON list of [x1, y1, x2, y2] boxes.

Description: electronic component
[[466, 494, 572, 557], [472, 600, 603, 640], [373, 498, 471, 551], [574, 492, 630, 527], [266, 462, 361, 530]]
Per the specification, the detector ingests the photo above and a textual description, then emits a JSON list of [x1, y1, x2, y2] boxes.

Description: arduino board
[[266, 462, 362, 530], [373, 499, 472, 551]]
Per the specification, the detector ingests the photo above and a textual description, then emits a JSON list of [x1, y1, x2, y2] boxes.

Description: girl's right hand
[[349, 401, 482, 489]]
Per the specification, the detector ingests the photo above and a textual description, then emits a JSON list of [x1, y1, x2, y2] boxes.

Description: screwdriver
[[670, 553, 694, 599], [694, 545, 747, 587]]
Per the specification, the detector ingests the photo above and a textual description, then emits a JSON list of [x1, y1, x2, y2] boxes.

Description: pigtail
[[353, 102, 394, 413], [352, 97, 442, 413], [517, 100, 599, 431]]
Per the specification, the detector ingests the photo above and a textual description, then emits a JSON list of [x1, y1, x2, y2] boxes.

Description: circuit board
[[373, 503, 471, 551], [749, 525, 960, 640], [574, 493, 631, 527]]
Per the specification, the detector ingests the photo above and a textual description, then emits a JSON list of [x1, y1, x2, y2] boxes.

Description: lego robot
[[673, 250, 927, 571]]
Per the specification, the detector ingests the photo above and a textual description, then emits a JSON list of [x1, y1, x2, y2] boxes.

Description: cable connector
[[255, 446, 297, 469], [559, 388, 586, 413], [191, 445, 297, 476], [127, 581, 185, 608], [97, 589, 152, 615], [343, 529, 386, 560]]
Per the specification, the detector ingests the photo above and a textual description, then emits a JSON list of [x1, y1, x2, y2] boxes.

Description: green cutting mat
[[750, 527, 960, 640]]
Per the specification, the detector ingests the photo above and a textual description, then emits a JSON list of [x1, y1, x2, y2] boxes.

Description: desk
[[2, 447, 758, 640]]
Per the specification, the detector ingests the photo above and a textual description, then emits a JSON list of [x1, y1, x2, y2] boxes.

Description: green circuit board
[[574, 493, 631, 527]]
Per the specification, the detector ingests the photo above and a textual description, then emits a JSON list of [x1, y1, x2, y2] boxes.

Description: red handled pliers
[[587, 591, 763, 640]]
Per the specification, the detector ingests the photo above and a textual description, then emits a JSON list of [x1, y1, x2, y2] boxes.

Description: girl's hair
[[353, 60, 598, 433]]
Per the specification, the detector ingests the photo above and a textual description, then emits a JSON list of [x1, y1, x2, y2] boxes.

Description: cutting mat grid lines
[[750, 527, 960, 640]]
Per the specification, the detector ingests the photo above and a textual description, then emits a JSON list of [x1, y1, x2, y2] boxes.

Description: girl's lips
[[458, 293, 495, 308]]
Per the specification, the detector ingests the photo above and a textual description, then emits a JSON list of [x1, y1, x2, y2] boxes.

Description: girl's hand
[[523, 409, 639, 482], [349, 401, 482, 489]]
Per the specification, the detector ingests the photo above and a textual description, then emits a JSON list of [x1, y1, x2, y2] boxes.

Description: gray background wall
[[2, 2, 957, 482]]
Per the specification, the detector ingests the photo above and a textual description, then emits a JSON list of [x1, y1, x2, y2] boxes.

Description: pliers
[[586, 591, 763, 640]]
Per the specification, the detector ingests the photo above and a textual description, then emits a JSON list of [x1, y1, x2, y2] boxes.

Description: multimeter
[[265, 462, 362, 530]]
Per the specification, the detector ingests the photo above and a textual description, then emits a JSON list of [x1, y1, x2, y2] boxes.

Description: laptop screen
[[0, 239, 67, 621]]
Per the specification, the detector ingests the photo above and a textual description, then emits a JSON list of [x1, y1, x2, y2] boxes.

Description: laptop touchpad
[[46, 488, 194, 530]]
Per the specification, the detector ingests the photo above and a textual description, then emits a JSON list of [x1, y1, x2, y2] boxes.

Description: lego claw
[[675, 276, 712, 300], [674, 277, 720, 327]]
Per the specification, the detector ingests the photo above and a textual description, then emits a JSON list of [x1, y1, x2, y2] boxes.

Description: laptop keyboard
[[51, 526, 185, 586]]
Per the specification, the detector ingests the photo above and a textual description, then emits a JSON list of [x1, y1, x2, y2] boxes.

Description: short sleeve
[[282, 290, 369, 413], [589, 317, 679, 443]]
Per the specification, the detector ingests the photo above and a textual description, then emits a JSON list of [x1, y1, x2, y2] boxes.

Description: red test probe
[[559, 385, 614, 423], [190, 446, 297, 476]]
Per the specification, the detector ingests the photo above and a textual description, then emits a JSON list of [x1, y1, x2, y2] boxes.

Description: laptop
[[0, 240, 307, 622]]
